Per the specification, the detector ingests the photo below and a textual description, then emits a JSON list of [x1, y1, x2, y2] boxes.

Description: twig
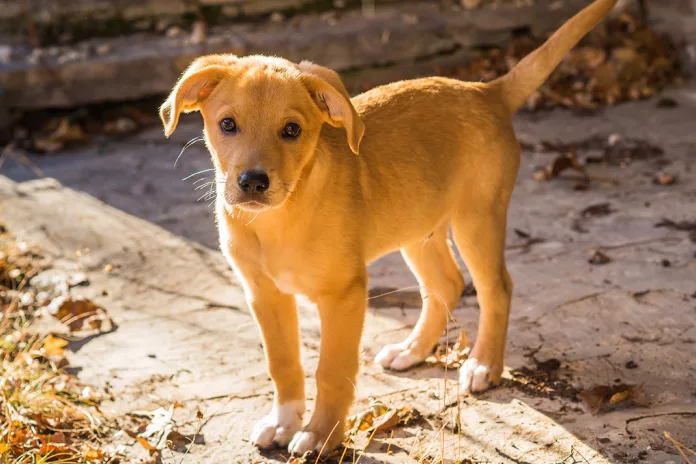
[[664, 432, 695, 464], [0, 143, 46, 178]]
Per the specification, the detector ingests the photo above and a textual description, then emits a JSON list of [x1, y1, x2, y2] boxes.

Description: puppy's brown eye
[[282, 123, 301, 139], [220, 118, 237, 133]]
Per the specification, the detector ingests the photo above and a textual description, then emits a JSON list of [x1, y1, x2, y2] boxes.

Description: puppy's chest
[[259, 243, 319, 295]]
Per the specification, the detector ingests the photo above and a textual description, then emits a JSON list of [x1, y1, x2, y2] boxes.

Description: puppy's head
[[160, 55, 364, 213]]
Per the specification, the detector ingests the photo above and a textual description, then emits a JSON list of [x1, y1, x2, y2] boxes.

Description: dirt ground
[[2, 81, 696, 463]]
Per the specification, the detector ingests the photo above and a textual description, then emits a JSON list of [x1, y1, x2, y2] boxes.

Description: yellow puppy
[[160, 0, 617, 455]]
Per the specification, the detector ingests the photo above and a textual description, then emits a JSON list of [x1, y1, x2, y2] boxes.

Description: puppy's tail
[[489, 0, 617, 114]]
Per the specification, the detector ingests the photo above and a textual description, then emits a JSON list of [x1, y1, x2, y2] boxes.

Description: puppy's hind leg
[[375, 225, 464, 371]]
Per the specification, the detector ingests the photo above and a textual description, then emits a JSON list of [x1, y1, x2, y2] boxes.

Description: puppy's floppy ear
[[298, 61, 365, 154], [160, 57, 233, 137]]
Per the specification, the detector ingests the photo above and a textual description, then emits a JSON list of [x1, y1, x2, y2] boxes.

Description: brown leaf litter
[[577, 384, 648, 414], [126, 403, 205, 460], [503, 358, 580, 401], [532, 150, 588, 182], [346, 398, 422, 437], [426, 330, 472, 369], [48, 294, 114, 334], [447, 13, 682, 111], [525, 133, 666, 191], [1, 224, 116, 462]]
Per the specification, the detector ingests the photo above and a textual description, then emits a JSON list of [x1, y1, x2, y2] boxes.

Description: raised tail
[[490, 0, 618, 113]]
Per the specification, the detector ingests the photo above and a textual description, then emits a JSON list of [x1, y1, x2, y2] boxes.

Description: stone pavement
[[2, 82, 696, 463]]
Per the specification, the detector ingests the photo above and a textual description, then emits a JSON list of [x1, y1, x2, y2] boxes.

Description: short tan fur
[[160, 0, 617, 455]]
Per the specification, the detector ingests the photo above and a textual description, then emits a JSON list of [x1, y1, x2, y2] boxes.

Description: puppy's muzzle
[[238, 170, 270, 194]]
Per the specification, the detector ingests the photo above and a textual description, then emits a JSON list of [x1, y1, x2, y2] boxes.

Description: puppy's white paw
[[251, 401, 304, 449], [375, 343, 425, 371], [288, 430, 324, 454], [459, 357, 493, 394]]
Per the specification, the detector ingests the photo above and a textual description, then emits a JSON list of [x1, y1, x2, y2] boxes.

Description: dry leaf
[[533, 152, 587, 181], [136, 436, 158, 455], [578, 384, 648, 414], [426, 329, 472, 369], [346, 399, 419, 436], [42, 335, 69, 357], [49, 118, 89, 144], [136, 405, 177, 450], [589, 250, 611, 265], [447, 13, 682, 111], [581, 203, 614, 218], [653, 172, 676, 185], [48, 295, 113, 333], [81, 444, 106, 460], [372, 409, 400, 433]]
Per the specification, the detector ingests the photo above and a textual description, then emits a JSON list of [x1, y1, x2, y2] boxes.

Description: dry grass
[[0, 225, 112, 463]]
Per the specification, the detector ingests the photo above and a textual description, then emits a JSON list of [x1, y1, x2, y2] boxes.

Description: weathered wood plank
[[0, 0, 592, 110]]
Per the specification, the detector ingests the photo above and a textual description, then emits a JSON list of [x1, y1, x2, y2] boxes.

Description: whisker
[[245, 212, 260, 226], [192, 177, 211, 185], [194, 182, 214, 191], [183, 168, 215, 180], [174, 137, 205, 168], [197, 191, 214, 202]]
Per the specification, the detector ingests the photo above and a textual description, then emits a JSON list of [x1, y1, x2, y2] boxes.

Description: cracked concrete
[[2, 82, 696, 463]]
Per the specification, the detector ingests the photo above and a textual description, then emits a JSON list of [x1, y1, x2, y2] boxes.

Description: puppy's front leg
[[237, 270, 305, 448], [289, 279, 367, 455]]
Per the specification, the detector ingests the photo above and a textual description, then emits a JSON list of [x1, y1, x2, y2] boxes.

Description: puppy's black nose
[[238, 170, 270, 193]]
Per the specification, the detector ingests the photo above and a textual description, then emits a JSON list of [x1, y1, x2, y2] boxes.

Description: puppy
[[160, 0, 617, 455]]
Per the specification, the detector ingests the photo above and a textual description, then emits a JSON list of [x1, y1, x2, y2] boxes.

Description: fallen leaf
[[81, 444, 106, 460], [48, 295, 113, 333], [346, 399, 420, 436], [578, 384, 648, 414], [137, 405, 176, 450], [533, 152, 588, 181], [581, 203, 614, 218], [446, 13, 682, 111], [589, 250, 612, 265], [33, 118, 90, 152], [653, 172, 676, 185], [165, 430, 191, 452], [514, 229, 531, 239], [136, 436, 158, 455], [426, 329, 472, 369], [43, 335, 69, 357]]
